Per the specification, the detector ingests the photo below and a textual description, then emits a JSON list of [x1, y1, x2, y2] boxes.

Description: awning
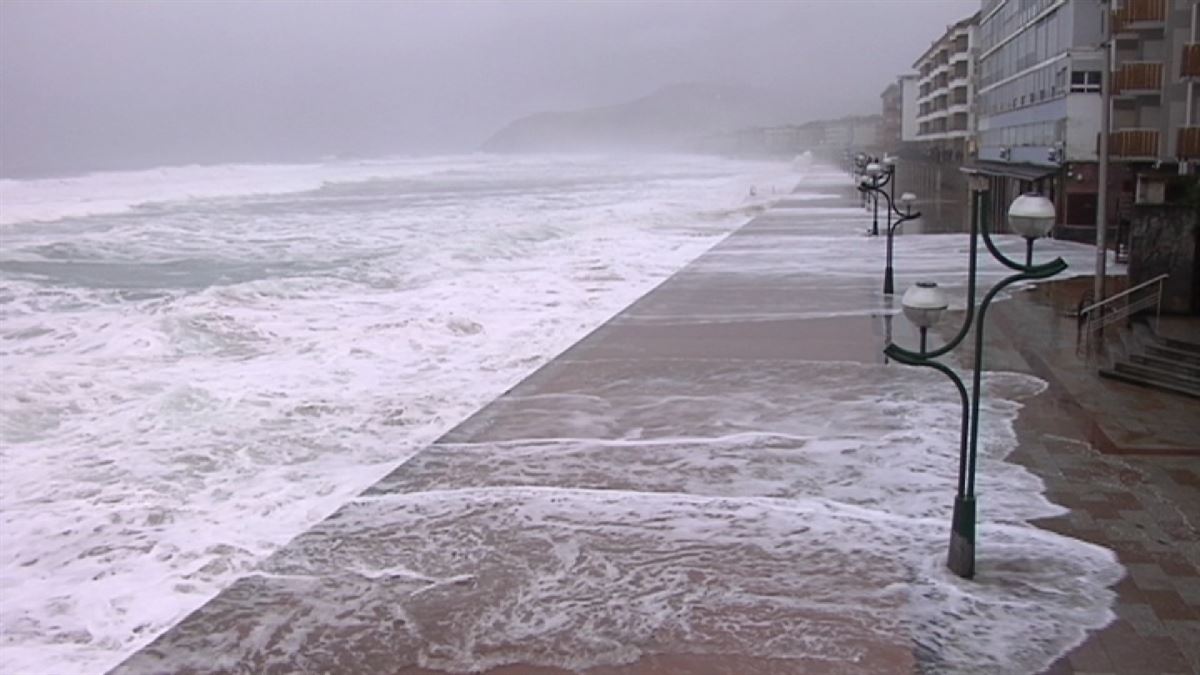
[[960, 161, 1058, 182]]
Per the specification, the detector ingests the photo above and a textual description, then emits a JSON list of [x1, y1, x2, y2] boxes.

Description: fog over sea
[[0, 153, 799, 674]]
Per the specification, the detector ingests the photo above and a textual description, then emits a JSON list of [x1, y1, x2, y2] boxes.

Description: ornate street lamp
[[884, 178, 1066, 579], [853, 153, 871, 207], [860, 171, 921, 294], [858, 156, 907, 237], [864, 161, 885, 235]]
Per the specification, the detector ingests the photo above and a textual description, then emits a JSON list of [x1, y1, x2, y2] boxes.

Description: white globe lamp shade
[[882, 156, 897, 167], [865, 162, 884, 178], [899, 192, 917, 206], [1007, 193, 1056, 239], [901, 281, 949, 329]]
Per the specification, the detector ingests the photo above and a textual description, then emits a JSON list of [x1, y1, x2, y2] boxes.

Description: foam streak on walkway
[[112, 166, 1126, 675]]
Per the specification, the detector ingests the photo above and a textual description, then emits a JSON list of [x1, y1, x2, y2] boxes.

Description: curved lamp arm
[[980, 221, 1067, 274], [886, 258, 1066, 364], [883, 344, 971, 496], [888, 209, 921, 234], [861, 181, 916, 221], [889, 191, 984, 361]]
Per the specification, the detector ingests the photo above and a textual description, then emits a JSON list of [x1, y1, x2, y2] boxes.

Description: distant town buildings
[[880, 75, 921, 150], [880, 82, 903, 150], [900, 74, 920, 143], [701, 115, 882, 157]]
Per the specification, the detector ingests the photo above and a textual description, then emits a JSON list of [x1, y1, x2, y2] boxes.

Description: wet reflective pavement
[[109, 172, 1187, 675]]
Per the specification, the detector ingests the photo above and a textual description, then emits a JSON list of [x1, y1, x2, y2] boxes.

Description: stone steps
[[1099, 324, 1200, 399], [1129, 353, 1200, 379]]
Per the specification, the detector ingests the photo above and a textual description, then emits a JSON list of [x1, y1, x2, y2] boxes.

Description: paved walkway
[[977, 280, 1200, 674], [110, 171, 1197, 674]]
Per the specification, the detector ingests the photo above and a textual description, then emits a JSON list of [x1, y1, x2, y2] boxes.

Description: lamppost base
[[948, 495, 976, 579], [884, 266, 894, 295]]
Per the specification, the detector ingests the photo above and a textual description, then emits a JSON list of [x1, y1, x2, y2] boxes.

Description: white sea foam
[[1, 160, 1124, 674], [249, 485, 1117, 674], [243, 361, 1114, 674], [0, 154, 800, 674], [0, 156, 481, 226]]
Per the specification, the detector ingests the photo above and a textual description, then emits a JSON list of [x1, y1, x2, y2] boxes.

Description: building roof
[[911, 10, 982, 70], [961, 160, 1058, 182]]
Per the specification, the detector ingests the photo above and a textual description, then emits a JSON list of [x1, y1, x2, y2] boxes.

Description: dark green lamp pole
[[883, 174, 1066, 579], [859, 177, 920, 295], [862, 160, 891, 236], [853, 153, 870, 207]]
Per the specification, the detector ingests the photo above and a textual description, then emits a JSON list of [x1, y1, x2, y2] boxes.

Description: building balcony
[[919, 65, 949, 86], [1112, 61, 1163, 95], [1112, 0, 1167, 35], [1111, 128, 1160, 160], [1178, 127, 1200, 159], [1182, 44, 1200, 78]]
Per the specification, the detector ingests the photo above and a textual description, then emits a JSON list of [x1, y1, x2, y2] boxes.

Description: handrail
[[1079, 273, 1168, 344], [1078, 273, 1168, 316]]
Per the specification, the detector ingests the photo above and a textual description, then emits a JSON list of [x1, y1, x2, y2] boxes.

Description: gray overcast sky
[[0, 0, 976, 177]]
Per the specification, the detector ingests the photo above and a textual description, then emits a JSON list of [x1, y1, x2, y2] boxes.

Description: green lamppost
[[859, 174, 920, 294], [861, 160, 894, 236], [884, 174, 1066, 579], [853, 153, 871, 207]]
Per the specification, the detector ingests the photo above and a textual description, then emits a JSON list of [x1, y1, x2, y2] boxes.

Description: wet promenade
[[110, 168, 1193, 674]]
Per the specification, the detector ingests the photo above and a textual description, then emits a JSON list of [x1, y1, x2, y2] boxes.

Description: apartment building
[[1109, 1, 1199, 175], [972, 0, 1108, 235], [1108, 0, 1200, 312], [972, 0, 1197, 311], [879, 75, 921, 154], [881, 81, 904, 150], [901, 74, 921, 143], [914, 12, 980, 161]]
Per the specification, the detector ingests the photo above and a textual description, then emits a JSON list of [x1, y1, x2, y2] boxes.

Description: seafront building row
[[720, 2, 1198, 317], [877, 0, 1199, 318]]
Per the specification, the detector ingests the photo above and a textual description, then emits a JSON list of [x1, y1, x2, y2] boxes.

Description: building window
[[1070, 71, 1101, 93]]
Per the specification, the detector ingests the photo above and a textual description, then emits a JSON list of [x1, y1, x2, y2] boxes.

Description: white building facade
[[914, 12, 980, 160], [973, 0, 1107, 237]]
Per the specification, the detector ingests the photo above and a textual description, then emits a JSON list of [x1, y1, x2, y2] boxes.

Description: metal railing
[[1183, 43, 1200, 78], [1112, 0, 1168, 33], [1079, 274, 1169, 339], [1113, 61, 1164, 94], [1179, 126, 1200, 159]]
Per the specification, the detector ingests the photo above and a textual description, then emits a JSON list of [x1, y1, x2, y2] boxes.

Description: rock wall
[[1129, 204, 1200, 314]]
